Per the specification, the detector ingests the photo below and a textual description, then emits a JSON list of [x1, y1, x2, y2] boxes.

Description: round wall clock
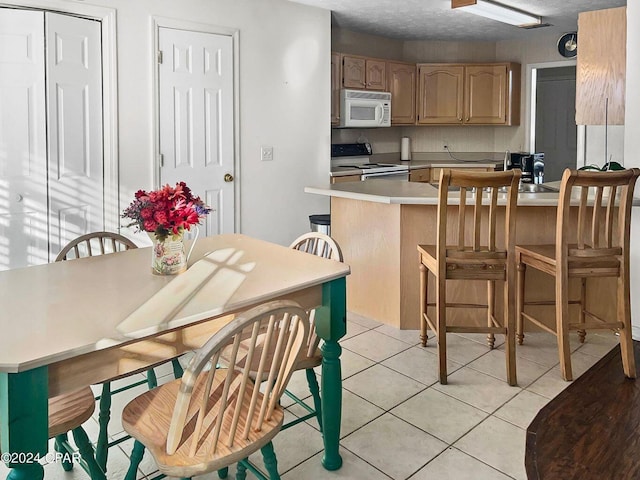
[[558, 32, 578, 58]]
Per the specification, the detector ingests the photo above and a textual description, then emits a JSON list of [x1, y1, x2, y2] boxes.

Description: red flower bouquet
[[122, 182, 211, 242]]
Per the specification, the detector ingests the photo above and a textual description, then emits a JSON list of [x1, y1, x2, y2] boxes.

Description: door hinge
[[157, 50, 163, 64], [158, 153, 164, 167]]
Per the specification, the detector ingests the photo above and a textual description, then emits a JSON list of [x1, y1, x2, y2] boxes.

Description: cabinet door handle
[[457, 117, 462, 121], [465, 117, 470, 121]]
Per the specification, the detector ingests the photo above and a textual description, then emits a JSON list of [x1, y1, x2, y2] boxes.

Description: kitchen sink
[[496, 184, 558, 194], [518, 184, 558, 193]]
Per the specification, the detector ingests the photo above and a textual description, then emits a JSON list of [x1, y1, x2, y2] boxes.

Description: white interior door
[[158, 27, 235, 237], [46, 12, 104, 258], [0, 9, 48, 269]]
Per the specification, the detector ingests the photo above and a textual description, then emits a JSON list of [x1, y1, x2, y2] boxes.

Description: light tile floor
[[1, 314, 619, 480]]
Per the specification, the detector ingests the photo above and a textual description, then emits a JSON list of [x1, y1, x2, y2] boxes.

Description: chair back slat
[[256, 313, 292, 428], [165, 301, 308, 458], [606, 186, 617, 248], [226, 321, 262, 446], [189, 350, 221, 457], [437, 168, 521, 260], [577, 187, 589, 249], [56, 231, 137, 261], [473, 188, 482, 251], [457, 187, 467, 250], [488, 187, 498, 251], [556, 169, 640, 260], [242, 314, 277, 440], [591, 186, 603, 248]]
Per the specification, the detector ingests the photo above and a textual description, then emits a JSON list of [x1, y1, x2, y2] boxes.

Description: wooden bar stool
[[418, 168, 521, 385], [516, 168, 640, 381]]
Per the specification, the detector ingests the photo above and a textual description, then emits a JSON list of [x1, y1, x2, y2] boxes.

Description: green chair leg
[[172, 358, 185, 378], [95, 382, 111, 472], [124, 440, 146, 480], [236, 459, 248, 480], [54, 433, 73, 472], [71, 426, 106, 480], [305, 368, 323, 432], [261, 441, 280, 480], [217, 466, 229, 478], [146, 368, 158, 388]]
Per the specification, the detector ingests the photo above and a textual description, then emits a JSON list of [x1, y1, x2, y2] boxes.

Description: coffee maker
[[508, 152, 545, 184]]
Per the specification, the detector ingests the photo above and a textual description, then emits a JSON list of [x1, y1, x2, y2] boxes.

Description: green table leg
[[0, 367, 48, 480], [317, 277, 346, 471]]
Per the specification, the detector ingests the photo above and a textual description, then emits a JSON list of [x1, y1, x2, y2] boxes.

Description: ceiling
[[287, 0, 626, 41]]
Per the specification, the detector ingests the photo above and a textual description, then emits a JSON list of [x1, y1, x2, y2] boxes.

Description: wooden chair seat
[[418, 168, 521, 386], [48, 387, 96, 438], [517, 168, 640, 381], [516, 244, 620, 277], [122, 369, 284, 477]]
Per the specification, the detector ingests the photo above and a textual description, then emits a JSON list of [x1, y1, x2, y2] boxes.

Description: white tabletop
[[0, 234, 350, 373]]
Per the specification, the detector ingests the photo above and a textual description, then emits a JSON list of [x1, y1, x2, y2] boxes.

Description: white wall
[[624, 2, 640, 337], [31, 0, 331, 246]]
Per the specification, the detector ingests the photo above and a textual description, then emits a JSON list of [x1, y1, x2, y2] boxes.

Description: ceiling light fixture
[[452, 0, 541, 27]]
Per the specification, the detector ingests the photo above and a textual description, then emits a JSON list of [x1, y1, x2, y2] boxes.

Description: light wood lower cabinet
[[409, 168, 431, 182], [417, 63, 520, 126], [331, 175, 362, 184]]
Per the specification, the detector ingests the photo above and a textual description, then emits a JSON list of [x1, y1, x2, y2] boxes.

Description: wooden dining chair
[[285, 232, 343, 431], [516, 168, 640, 381], [121, 300, 309, 480], [55, 231, 183, 477], [218, 232, 343, 436], [418, 169, 521, 386]]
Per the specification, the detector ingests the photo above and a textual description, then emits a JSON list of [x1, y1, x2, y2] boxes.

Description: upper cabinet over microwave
[[340, 89, 391, 128]]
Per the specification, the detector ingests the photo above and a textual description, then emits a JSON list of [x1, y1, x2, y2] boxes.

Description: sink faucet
[[503, 150, 511, 171]]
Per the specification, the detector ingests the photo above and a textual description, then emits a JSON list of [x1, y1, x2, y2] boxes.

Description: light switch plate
[[261, 146, 273, 161]]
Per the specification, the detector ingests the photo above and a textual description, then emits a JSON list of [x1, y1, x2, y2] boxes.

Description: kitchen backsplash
[[331, 125, 523, 155]]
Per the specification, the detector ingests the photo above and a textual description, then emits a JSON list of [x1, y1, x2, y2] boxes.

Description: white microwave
[[339, 89, 391, 128]]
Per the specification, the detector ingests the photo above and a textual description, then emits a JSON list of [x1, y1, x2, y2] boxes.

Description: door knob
[[224, 173, 234, 182], [15, 194, 23, 202]]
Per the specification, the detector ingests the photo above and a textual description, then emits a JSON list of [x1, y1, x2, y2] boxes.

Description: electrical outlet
[[261, 146, 273, 161]]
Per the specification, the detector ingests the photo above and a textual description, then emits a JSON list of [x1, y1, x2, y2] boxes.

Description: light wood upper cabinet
[[465, 64, 508, 124], [417, 65, 464, 124], [342, 55, 386, 91], [575, 7, 626, 125], [365, 59, 386, 90], [387, 61, 417, 125], [331, 52, 341, 125], [417, 63, 520, 126]]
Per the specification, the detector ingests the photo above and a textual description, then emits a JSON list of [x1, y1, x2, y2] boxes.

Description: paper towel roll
[[401, 137, 411, 161]]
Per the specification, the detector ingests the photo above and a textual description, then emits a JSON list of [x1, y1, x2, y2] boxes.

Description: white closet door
[[46, 12, 103, 258], [0, 9, 48, 270], [159, 28, 235, 237]]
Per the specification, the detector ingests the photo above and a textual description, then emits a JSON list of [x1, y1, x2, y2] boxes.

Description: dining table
[[0, 233, 350, 479]]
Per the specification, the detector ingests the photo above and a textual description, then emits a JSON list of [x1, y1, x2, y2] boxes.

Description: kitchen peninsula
[[305, 179, 622, 331]]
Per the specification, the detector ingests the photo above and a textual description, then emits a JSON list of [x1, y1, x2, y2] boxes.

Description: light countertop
[[330, 159, 500, 177], [305, 179, 639, 206]]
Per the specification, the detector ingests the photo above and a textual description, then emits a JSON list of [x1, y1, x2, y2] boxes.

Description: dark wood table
[[526, 341, 640, 479]]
